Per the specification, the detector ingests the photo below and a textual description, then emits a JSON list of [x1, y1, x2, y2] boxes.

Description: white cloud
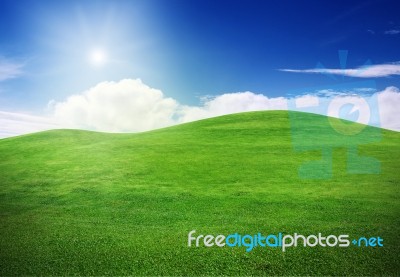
[[384, 29, 400, 35], [49, 80, 400, 132], [52, 79, 178, 132], [280, 63, 400, 78], [52, 82, 288, 130], [1, 79, 399, 138], [377, 86, 400, 131], [0, 111, 59, 138], [0, 59, 24, 81], [178, 92, 287, 123]]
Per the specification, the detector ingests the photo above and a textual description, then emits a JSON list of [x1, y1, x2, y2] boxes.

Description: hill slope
[[0, 111, 399, 275]]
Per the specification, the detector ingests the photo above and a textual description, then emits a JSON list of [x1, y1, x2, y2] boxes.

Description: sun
[[89, 49, 107, 66]]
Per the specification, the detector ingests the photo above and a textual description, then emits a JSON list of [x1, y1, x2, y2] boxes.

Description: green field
[[0, 111, 399, 275]]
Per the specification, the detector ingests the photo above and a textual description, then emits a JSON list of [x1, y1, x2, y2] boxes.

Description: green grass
[[0, 111, 399, 275]]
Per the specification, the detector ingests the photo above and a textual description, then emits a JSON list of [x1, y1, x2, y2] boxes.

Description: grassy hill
[[0, 111, 399, 275]]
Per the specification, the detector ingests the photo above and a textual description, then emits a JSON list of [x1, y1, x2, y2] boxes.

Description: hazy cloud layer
[[384, 29, 400, 35], [0, 111, 58, 138], [0, 59, 24, 81], [281, 63, 400, 78]]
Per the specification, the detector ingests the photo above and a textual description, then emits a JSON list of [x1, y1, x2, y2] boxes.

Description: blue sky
[[0, 0, 399, 137]]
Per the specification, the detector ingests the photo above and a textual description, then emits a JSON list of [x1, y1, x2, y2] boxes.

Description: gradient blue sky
[[0, 0, 399, 116]]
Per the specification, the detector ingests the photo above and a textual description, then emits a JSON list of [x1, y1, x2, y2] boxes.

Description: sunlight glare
[[90, 49, 107, 66]]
